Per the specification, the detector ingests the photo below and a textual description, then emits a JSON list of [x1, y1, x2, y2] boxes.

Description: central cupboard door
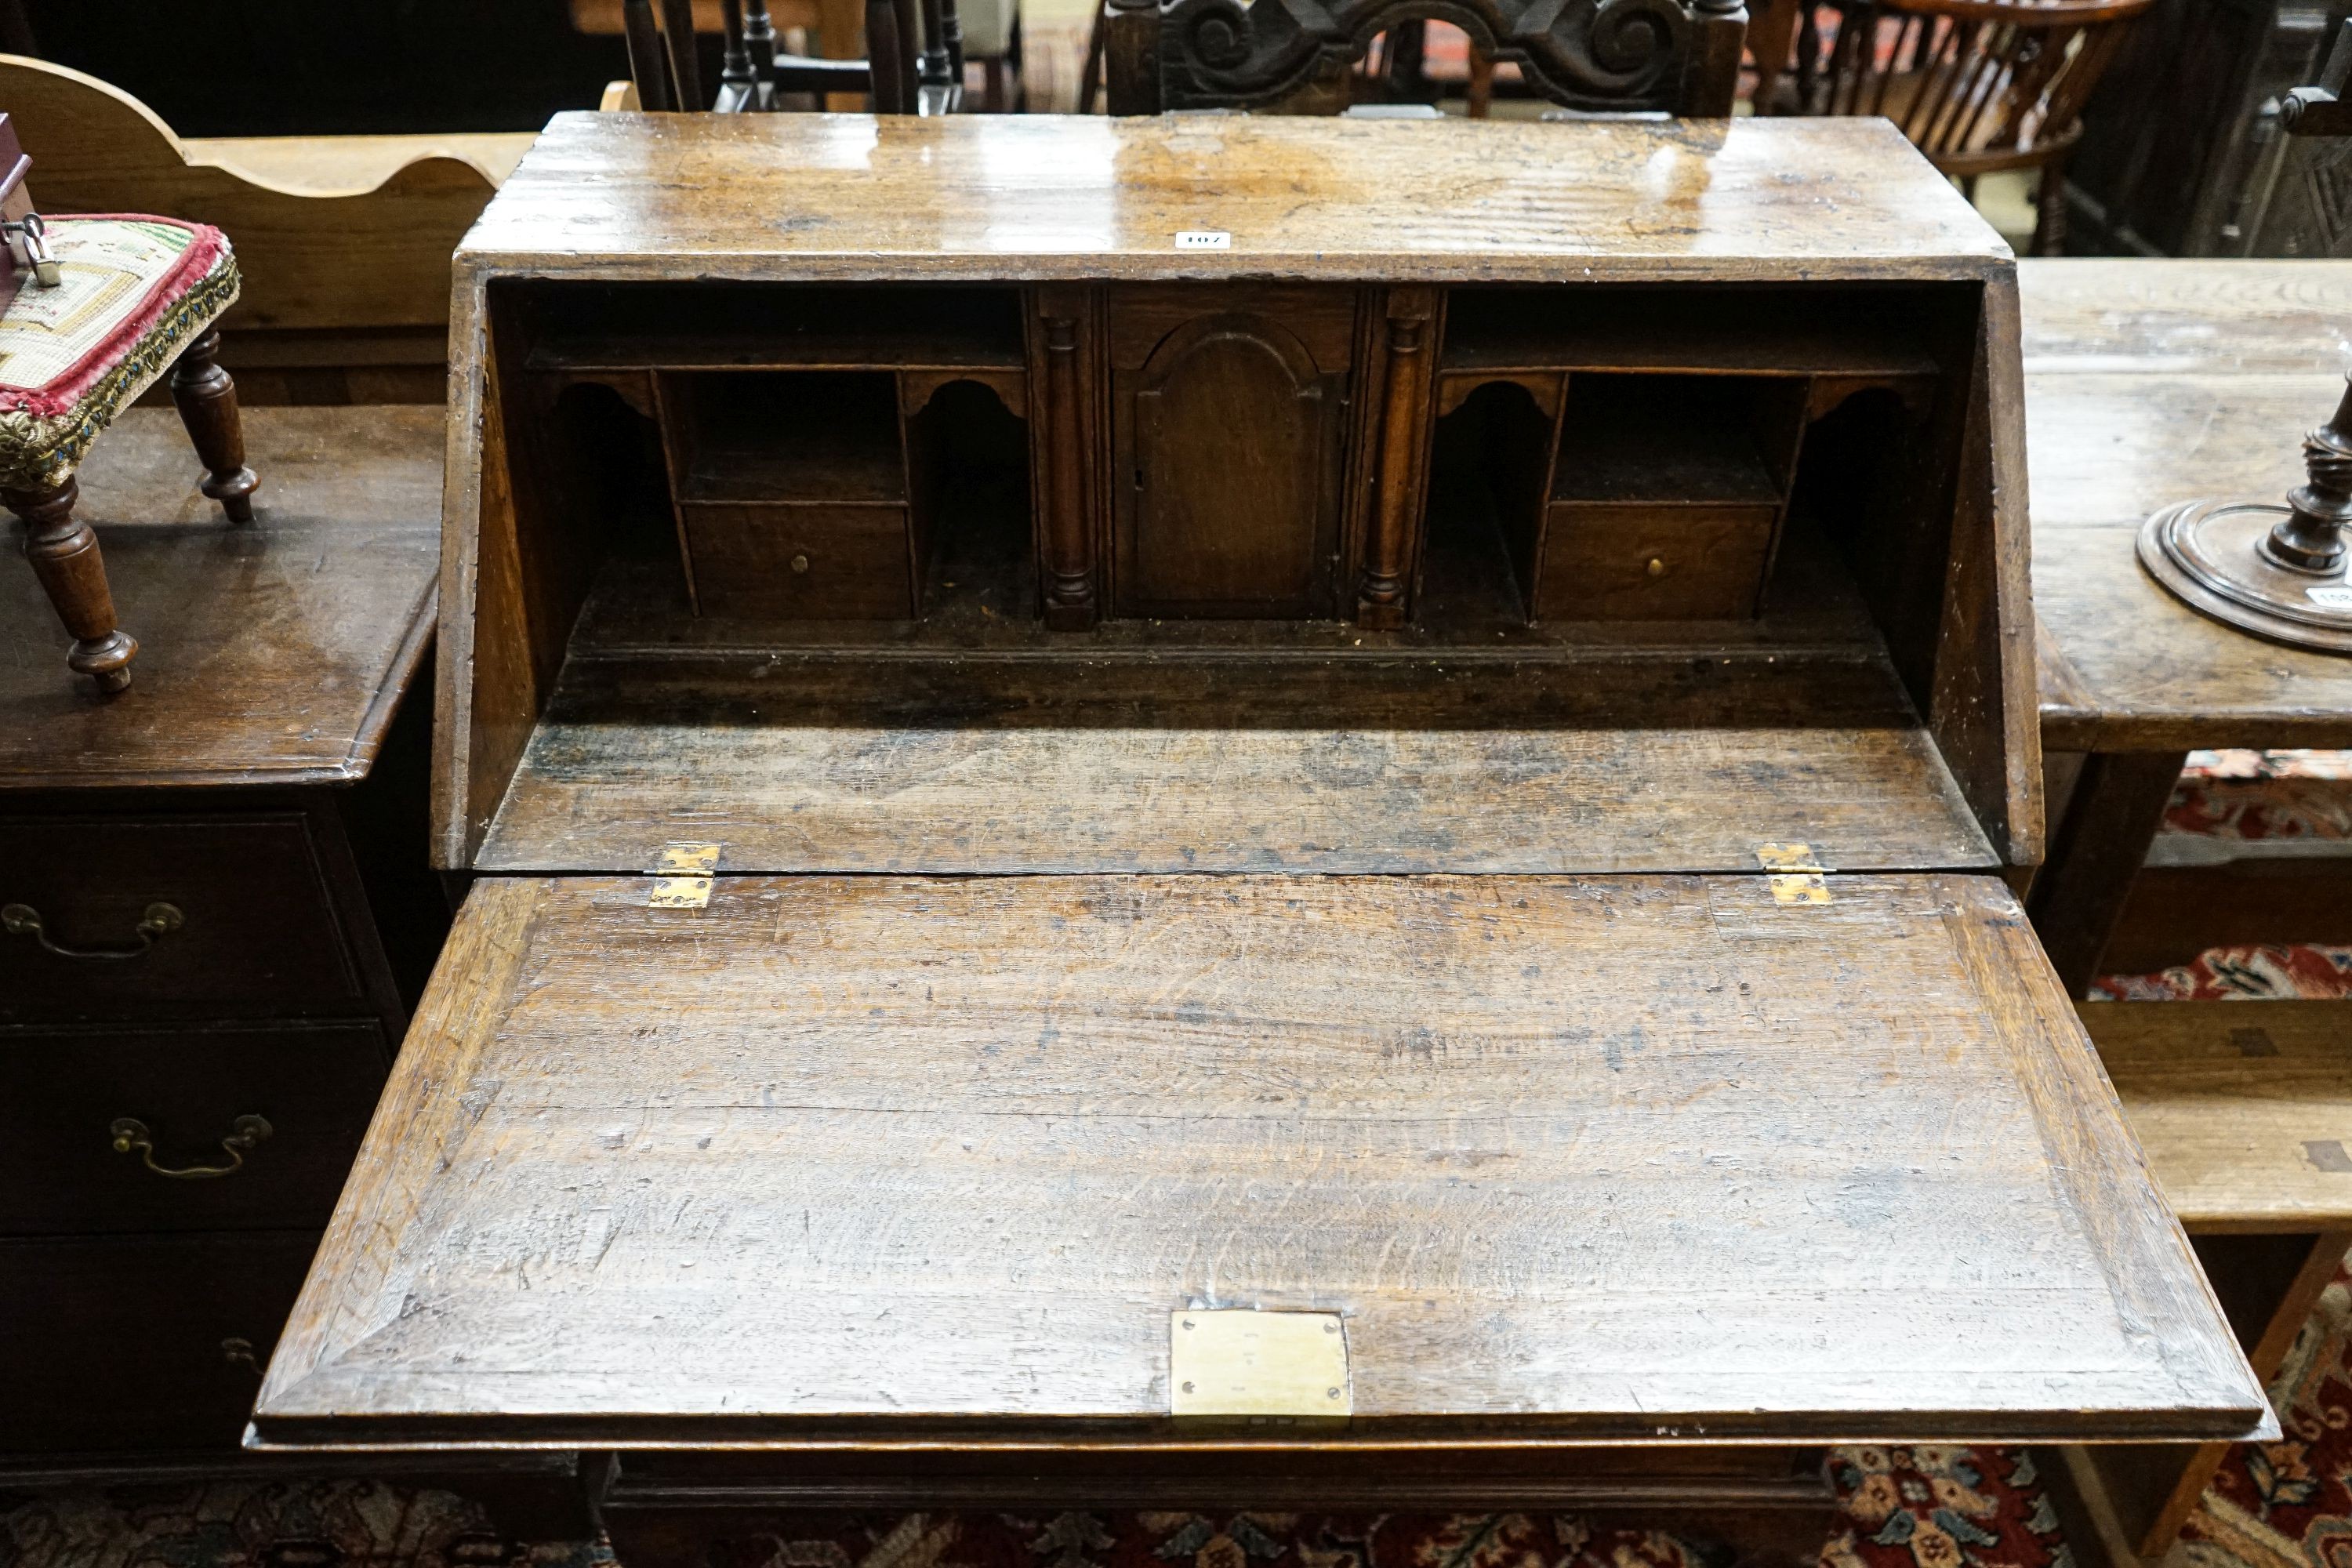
[[1111, 286, 1353, 619]]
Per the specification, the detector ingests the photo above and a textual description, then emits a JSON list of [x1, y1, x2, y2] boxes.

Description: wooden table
[[249, 114, 2265, 1566], [2016, 260, 2352, 1566], [2016, 259, 2352, 996]]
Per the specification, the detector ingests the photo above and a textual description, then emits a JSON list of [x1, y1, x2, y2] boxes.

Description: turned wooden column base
[[8, 475, 137, 694], [170, 328, 260, 524]]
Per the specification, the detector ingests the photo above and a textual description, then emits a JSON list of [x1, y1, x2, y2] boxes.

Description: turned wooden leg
[[169, 328, 258, 523], [2032, 151, 2073, 257], [6, 476, 137, 694]]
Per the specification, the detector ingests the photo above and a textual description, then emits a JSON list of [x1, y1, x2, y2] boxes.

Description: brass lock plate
[[1170, 1309, 1351, 1417]]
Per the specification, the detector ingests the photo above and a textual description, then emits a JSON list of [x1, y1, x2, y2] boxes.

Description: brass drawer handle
[[3, 901, 183, 959], [110, 1113, 271, 1179]]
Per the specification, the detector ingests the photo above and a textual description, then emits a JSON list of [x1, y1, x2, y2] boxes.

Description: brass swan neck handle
[[110, 1114, 272, 1180], [3, 901, 183, 960]]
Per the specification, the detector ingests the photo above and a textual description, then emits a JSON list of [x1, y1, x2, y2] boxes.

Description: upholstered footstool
[[1, 215, 255, 693]]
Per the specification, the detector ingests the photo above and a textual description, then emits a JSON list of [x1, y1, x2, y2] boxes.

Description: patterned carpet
[[0, 1453, 2067, 1568]]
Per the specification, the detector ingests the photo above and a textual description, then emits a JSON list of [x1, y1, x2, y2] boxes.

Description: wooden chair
[[617, 0, 933, 111], [0, 118, 253, 694], [0, 54, 523, 402], [1754, 0, 2151, 254], [1096, 0, 1744, 115]]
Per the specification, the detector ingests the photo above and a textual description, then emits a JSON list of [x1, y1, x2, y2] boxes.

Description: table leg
[[2063, 1229, 2351, 1563], [2027, 749, 2187, 998]]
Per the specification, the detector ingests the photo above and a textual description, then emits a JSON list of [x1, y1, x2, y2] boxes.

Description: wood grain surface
[[478, 643, 1995, 874], [0, 408, 441, 789], [2019, 260, 2352, 750], [2081, 1001, 2352, 1234], [256, 871, 2264, 1447], [459, 114, 2005, 285]]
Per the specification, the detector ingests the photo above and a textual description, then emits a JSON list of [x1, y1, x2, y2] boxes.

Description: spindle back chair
[[1769, 0, 2150, 252]]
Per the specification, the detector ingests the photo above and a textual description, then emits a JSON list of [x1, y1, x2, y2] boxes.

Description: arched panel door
[[1113, 309, 1345, 618]]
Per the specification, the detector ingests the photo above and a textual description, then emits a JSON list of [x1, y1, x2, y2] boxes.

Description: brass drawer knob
[[3, 901, 183, 960], [110, 1112, 271, 1180]]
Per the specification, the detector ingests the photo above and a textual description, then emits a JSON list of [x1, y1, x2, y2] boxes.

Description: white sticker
[[1174, 230, 1232, 250], [2309, 584, 2352, 609]]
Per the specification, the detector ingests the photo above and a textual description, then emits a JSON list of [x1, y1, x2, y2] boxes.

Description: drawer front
[[0, 1232, 318, 1454], [1537, 503, 1778, 620], [0, 1022, 387, 1234], [681, 503, 912, 619], [0, 815, 361, 1020]]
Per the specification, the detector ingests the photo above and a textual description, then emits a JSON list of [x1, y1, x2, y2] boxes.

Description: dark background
[[14, 0, 652, 135]]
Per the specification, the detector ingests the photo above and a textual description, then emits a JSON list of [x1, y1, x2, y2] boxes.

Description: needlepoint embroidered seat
[[2, 215, 256, 694]]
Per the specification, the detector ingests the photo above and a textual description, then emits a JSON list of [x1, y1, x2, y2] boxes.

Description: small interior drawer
[[0, 1020, 388, 1235], [1537, 502, 1780, 620], [0, 815, 361, 1021], [0, 1232, 318, 1454], [679, 503, 913, 619]]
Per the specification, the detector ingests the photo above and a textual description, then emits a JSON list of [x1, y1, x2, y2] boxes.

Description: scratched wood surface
[[255, 871, 2263, 1446], [479, 644, 1994, 874], [457, 115, 2002, 285], [2080, 1001, 2352, 1235], [2019, 260, 2352, 751], [0, 407, 441, 789]]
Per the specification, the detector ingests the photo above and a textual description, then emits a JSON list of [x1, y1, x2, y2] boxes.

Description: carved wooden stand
[[2138, 372, 2352, 653], [8, 328, 260, 694]]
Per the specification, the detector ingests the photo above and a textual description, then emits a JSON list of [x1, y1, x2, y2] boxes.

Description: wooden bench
[[0, 55, 532, 401], [2063, 1000, 2352, 1565]]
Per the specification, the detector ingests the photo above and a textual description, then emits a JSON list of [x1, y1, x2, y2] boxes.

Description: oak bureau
[[251, 112, 2270, 1563]]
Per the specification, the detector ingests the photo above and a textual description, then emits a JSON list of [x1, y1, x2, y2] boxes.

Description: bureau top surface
[[0, 406, 441, 789], [459, 113, 2005, 282]]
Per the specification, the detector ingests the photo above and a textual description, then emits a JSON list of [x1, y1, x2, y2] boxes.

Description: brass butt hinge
[[1755, 842, 1830, 906], [648, 842, 720, 909]]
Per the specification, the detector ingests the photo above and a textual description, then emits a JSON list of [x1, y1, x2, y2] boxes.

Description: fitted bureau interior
[[453, 276, 2016, 877]]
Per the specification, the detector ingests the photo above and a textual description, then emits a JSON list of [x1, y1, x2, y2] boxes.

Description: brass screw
[[1646, 557, 1667, 577], [789, 554, 811, 574]]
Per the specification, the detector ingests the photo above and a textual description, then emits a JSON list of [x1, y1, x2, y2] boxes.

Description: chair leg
[[7, 476, 137, 695], [169, 328, 258, 524], [2033, 152, 2072, 256]]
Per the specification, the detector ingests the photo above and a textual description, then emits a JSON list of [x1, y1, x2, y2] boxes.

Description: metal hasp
[[2139, 373, 2352, 653]]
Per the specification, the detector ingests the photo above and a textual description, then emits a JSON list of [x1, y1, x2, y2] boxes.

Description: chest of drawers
[[0, 407, 441, 1463]]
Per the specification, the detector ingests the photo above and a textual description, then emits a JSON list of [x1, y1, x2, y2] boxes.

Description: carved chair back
[[1100, 0, 1747, 116], [1763, 0, 2150, 251]]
